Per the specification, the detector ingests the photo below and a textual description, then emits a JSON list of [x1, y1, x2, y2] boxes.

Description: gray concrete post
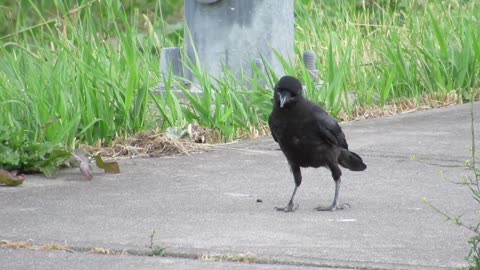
[[160, 47, 183, 79], [155, 47, 184, 93], [184, 0, 294, 83], [303, 50, 319, 81]]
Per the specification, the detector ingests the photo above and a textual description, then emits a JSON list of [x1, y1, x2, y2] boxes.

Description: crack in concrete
[[0, 239, 446, 270]]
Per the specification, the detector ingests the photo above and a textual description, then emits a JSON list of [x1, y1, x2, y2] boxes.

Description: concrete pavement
[[1, 102, 479, 269]]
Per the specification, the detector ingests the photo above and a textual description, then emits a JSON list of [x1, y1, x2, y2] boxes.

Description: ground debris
[[0, 240, 71, 252], [87, 129, 210, 159], [198, 252, 257, 263], [89, 247, 127, 255], [0, 240, 133, 256]]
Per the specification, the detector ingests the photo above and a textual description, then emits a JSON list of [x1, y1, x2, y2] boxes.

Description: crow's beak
[[278, 91, 291, 108]]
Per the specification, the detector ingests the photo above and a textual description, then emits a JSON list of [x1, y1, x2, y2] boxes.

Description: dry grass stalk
[[0, 240, 70, 252]]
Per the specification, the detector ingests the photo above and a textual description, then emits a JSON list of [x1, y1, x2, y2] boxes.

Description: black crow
[[268, 76, 366, 212]]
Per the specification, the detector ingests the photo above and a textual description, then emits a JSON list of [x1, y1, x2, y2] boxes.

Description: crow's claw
[[274, 203, 299, 212], [314, 203, 350, 211]]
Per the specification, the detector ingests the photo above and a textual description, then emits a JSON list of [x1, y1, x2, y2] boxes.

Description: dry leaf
[[94, 155, 120, 174], [0, 170, 25, 186], [72, 152, 93, 180]]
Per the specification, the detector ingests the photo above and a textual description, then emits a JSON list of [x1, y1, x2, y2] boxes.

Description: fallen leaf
[[94, 155, 120, 174], [0, 170, 25, 186]]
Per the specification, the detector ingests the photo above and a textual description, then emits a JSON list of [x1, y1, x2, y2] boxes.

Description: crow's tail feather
[[339, 149, 367, 171]]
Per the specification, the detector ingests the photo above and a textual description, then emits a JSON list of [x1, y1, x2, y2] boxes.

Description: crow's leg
[[275, 185, 299, 212], [315, 165, 350, 211], [275, 164, 301, 212]]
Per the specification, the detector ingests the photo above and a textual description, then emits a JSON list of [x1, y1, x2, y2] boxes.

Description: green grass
[[0, 0, 161, 171], [295, 0, 480, 107], [0, 0, 479, 172]]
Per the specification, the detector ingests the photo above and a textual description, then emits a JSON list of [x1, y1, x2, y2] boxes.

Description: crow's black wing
[[311, 103, 348, 149], [268, 114, 279, 143]]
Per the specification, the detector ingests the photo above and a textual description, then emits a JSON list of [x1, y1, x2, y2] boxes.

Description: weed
[[148, 229, 166, 256], [421, 98, 480, 269]]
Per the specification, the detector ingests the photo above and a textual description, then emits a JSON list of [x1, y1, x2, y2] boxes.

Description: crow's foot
[[275, 203, 299, 212], [314, 203, 350, 212]]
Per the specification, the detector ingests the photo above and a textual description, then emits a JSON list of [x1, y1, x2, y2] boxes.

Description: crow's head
[[274, 76, 303, 108]]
